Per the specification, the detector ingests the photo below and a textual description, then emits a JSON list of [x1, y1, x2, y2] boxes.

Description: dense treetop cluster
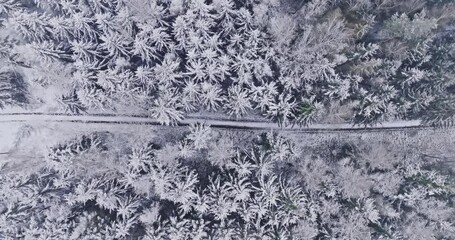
[[1, 127, 455, 239], [0, 0, 454, 126]]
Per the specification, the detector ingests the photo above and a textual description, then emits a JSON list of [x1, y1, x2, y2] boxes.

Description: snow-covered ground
[[0, 112, 422, 130], [0, 122, 21, 154]]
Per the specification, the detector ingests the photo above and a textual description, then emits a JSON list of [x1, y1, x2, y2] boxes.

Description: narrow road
[[0, 112, 427, 132]]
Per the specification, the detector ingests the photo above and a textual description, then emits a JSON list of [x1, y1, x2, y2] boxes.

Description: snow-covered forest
[[1, 126, 455, 239], [1, 0, 455, 239], [0, 0, 454, 126]]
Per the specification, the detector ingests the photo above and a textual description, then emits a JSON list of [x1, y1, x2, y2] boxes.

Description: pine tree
[[421, 99, 455, 127], [0, 70, 27, 109], [148, 89, 183, 126], [225, 85, 252, 118]]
